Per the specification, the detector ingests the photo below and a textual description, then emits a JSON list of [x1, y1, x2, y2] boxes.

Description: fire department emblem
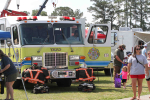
[[88, 48, 100, 60]]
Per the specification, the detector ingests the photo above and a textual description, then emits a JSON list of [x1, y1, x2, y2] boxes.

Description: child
[[118, 66, 128, 89]]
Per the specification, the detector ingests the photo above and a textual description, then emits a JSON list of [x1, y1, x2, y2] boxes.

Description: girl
[[118, 66, 128, 89], [146, 50, 150, 98], [128, 45, 149, 100]]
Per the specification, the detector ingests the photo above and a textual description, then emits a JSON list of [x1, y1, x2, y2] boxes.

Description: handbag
[[135, 56, 145, 68]]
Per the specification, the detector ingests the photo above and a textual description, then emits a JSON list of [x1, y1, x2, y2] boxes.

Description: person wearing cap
[[113, 44, 126, 83], [142, 44, 147, 58]]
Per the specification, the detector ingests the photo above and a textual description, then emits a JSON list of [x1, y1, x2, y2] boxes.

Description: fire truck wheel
[[104, 69, 113, 76], [13, 79, 21, 89], [57, 79, 72, 87]]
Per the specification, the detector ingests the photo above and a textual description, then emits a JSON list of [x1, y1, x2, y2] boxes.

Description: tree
[[74, 9, 83, 19], [85, 23, 91, 27], [51, 7, 83, 19], [87, 0, 119, 29], [21, 11, 30, 16], [51, 7, 74, 16], [32, 9, 47, 16]]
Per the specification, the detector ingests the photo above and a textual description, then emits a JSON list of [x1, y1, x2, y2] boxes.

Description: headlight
[[32, 56, 42, 61], [69, 55, 79, 61]]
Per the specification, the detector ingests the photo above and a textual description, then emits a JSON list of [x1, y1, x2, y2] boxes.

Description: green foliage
[[87, 0, 150, 30], [51, 7, 83, 19], [21, 11, 30, 16], [32, 9, 47, 16]]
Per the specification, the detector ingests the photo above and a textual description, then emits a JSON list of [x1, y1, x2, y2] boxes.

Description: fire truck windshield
[[20, 23, 54, 45], [53, 23, 83, 44], [20, 23, 83, 45]]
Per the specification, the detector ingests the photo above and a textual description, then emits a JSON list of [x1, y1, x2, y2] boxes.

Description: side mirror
[[6, 38, 12, 47]]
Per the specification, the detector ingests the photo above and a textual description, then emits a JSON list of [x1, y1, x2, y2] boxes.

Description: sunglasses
[[148, 53, 150, 55], [136, 49, 140, 50]]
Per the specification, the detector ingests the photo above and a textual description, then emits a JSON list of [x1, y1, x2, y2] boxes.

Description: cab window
[[88, 26, 108, 44], [12, 26, 19, 45]]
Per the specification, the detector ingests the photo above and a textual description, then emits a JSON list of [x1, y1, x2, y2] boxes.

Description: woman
[[0, 50, 18, 100], [146, 50, 150, 98], [128, 45, 149, 100]]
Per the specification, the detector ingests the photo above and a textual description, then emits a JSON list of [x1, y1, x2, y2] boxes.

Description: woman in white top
[[128, 45, 149, 100], [146, 50, 150, 98]]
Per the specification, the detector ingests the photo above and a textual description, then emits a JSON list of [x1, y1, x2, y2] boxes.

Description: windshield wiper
[[37, 34, 49, 53], [62, 31, 74, 52]]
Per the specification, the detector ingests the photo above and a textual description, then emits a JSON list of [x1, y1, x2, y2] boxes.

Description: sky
[[0, 0, 94, 23]]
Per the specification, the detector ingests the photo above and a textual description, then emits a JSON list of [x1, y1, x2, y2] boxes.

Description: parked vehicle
[[111, 27, 150, 57]]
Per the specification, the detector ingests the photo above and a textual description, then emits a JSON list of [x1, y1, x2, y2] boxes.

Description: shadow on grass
[[16, 80, 128, 94]]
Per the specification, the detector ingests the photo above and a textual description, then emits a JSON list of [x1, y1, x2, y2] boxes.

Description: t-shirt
[[142, 48, 147, 58], [122, 71, 127, 79], [113, 48, 124, 67], [1, 56, 18, 76], [128, 55, 148, 75]]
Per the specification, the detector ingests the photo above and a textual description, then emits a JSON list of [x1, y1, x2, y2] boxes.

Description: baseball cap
[[121, 44, 126, 49], [126, 51, 132, 56], [144, 44, 147, 47]]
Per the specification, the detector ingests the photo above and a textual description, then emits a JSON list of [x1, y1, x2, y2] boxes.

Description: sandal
[[137, 98, 141, 100], [130, 97, 136, 100]]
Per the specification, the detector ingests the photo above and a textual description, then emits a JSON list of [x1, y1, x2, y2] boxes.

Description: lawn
[[1, 71, 150, 100]]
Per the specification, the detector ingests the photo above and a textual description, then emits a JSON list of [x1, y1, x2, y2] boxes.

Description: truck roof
[[0, 16, 83, 25]]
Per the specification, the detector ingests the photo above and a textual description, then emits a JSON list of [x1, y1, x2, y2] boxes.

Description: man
[[68, 30, 79, 41], [113, 44, 126, 83], [73, 30, 79, 40], [142, 44, 147, 58]]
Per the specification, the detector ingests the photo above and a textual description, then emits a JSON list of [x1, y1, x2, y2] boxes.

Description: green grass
[[1, 71, 150, 100]]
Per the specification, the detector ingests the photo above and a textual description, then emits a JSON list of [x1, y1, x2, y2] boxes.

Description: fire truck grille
[[44, 53, 67, 68]]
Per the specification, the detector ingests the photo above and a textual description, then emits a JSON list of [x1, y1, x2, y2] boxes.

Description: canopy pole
[[11, 41, 29, 100]]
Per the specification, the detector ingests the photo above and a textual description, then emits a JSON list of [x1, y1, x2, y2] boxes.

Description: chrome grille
[[44, 52, 68, 69], [56, 53, 66, 66]]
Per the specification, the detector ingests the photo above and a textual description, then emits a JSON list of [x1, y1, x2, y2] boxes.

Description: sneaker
[[123, 86, 126, 89]]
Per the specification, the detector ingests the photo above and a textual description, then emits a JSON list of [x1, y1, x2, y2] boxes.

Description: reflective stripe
[[85, 61, 110, 66]]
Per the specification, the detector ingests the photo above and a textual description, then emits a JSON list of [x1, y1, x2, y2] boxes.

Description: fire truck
[[0, 1, 112, 89]]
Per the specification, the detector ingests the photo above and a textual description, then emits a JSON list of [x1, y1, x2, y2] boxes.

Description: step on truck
[[0, 16, 112, 88]]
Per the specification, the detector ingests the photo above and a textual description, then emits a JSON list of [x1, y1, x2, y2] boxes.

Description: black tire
[[104, 69, 113, 76], [57, 79, 72, 87], [13, 79, 21, 89]]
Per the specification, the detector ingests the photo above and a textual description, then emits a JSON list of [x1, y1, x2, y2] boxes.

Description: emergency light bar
[[60, 16, 75, 21], [17, 16, 38, 21]]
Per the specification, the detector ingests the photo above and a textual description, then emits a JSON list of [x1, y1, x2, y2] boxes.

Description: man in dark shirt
[[113, 44, 126, 83]]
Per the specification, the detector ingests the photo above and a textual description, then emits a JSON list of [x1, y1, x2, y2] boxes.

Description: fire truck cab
[[0, 16, 111, 88]]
